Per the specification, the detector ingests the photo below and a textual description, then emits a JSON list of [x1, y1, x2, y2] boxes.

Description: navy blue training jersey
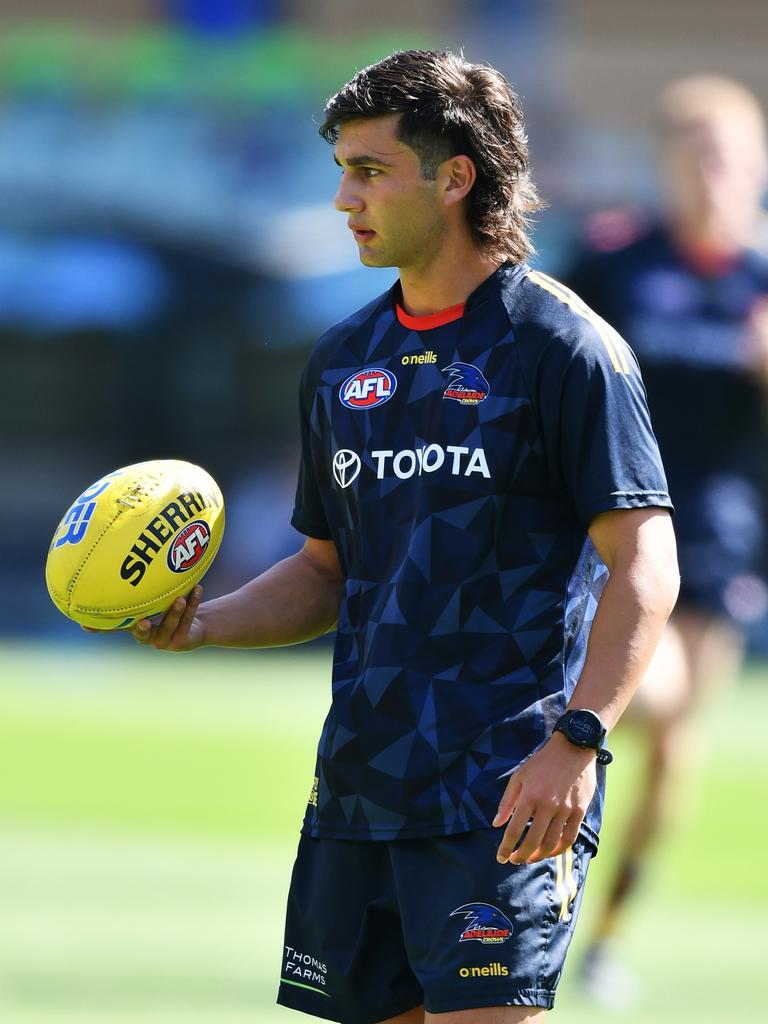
[[566, 225, 768, 486], [292, 262, 672, 847], [566, 224, 768, 624]]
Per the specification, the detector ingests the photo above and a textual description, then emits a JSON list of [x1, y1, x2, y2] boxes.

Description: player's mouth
[[350, 225, 376, 243]]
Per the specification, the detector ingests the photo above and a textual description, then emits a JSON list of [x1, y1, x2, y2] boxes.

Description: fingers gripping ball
[[46, 460, 225, 629]]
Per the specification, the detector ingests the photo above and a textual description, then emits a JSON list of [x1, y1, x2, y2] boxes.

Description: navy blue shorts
[[673, 474, 768, 626], [276, 829, 592, 1023]]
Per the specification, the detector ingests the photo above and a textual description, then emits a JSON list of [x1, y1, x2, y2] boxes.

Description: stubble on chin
[[358, 246, 394, 269]]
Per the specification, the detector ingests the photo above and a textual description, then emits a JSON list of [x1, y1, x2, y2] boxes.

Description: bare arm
[[564, 506, 681, 729], [132, 536, 345, 652], [747, 296, 768, 387], [494, 506, 679, 864]]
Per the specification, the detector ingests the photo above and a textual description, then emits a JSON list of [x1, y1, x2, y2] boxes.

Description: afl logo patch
[[339, 368, 397, 410], [167, 520, 211, 573]]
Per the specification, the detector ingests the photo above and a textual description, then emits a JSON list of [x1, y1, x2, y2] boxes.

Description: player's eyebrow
[[333, 153, 396, 169]]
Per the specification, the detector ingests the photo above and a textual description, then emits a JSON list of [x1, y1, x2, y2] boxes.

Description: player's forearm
[[567, 535, 680, 731], [197, 548, 344, 649]]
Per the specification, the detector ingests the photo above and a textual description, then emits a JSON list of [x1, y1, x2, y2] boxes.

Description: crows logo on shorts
[[450, 903, 513, 944]]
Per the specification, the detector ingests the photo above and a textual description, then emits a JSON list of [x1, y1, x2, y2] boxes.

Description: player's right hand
[[131, 584, 206, 652]]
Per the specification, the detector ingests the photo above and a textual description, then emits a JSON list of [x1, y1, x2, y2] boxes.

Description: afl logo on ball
[[167, 520, 211, 573], [339, 368, 397, 410]]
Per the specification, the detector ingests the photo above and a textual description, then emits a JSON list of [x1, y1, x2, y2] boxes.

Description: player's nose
[[334, 173, 363, 213]]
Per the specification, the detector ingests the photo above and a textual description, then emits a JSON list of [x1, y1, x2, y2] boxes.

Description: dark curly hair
[[320, 49, 542, 264]]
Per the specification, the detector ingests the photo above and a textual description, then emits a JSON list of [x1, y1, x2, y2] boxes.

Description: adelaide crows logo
[[441, 362, 490, 405], [450, 903, 513, 944]]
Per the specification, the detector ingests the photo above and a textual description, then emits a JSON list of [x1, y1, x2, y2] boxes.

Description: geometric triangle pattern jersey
[[292, 262, 672, 846]]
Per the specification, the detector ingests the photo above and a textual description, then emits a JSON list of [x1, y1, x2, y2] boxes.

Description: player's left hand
[[493, 732, 597, 864]]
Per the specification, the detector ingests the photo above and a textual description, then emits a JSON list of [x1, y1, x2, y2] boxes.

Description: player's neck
[[670, 216, 749, 262], [398, 242, 501, 318]]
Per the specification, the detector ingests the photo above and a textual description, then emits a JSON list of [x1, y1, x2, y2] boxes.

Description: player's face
[[663, 109, 767, 242], [333, 115, 449, 270]]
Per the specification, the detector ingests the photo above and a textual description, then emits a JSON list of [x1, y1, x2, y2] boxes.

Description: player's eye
[[336, 165, 382, 178]]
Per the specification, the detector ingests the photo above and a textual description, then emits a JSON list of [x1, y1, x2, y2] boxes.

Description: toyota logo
[[333, 449, 361, 489]]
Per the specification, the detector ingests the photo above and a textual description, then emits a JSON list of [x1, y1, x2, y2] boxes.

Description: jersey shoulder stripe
[[526, 269, 632, 375]]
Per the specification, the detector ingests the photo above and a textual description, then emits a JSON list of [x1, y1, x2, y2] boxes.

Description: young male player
[[565, 75, 768, 1007], [132, 51, 679, 1023]]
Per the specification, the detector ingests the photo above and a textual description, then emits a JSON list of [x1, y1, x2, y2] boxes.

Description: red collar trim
[[395, 301, 465, 330], [673, 238, 741, 277]]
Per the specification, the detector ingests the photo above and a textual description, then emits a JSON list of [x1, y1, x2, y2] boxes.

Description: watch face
[[568, 710, 602, 745]]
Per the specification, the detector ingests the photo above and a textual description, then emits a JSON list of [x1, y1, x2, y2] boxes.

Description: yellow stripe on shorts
[[556, 847, 579, 921], [565, 847, 578, 904], [561, 847, 573, 921]]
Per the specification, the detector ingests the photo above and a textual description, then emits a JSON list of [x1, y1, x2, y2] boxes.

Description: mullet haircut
[[320, 49, 543, 264]]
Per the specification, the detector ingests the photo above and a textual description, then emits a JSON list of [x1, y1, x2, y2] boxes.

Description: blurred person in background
[[566, 75, 768, 1008]]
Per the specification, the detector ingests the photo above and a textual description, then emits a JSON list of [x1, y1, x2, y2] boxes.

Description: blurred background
[[2, 1, 767, 1022]]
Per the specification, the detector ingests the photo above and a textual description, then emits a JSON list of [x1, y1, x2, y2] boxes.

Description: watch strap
[[554, 710, 612, 766]]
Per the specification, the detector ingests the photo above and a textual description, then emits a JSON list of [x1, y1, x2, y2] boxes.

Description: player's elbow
[[591, 507, 680, 619], [634, 517, 680, 622], [648, 556, 680, 623]]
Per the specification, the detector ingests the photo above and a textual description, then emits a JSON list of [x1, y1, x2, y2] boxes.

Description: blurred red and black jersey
[[292, 262, 671, 847]]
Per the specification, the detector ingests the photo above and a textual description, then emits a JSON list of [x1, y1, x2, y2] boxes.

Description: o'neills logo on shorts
[[450, 903, 513, 944], [459, 963, 510, 978]]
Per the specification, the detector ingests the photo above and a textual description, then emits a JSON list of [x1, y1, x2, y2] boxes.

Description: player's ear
[[440, 155, 476, 207]]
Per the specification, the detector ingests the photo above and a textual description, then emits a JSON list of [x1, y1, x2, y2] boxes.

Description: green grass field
[[1, 640, 767, 1023]]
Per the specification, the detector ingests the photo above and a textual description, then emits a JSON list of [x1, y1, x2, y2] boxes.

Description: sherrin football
[[46, 459, 225, 630]]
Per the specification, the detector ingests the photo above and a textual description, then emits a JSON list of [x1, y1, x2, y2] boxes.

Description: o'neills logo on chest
[[401, 350, 437, 365]]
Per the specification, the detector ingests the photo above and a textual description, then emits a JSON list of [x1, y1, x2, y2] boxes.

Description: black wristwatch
[[553, 709, 613, 765]]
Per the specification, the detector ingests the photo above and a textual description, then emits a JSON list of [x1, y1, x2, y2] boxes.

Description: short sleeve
[[537, 326, 672, 528], [291, 366, 333, 540]]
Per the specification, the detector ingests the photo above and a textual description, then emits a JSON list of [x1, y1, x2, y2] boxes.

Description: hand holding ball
[[46, 460, 225, 630]]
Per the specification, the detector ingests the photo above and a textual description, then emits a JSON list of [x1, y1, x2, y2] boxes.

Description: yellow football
[[45, 459, 225, 629]]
